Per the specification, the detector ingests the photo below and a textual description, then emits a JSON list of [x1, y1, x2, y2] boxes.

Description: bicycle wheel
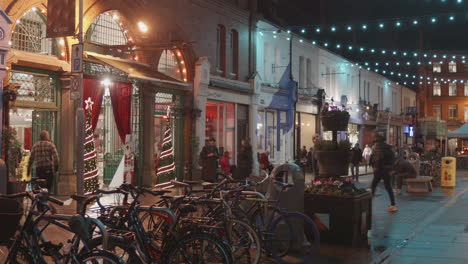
[[85, 236, 142, 264], [162, 233, 233, 264], [268, 212, 320, 264], [7, 245, 36, 264], [227, 219, 261, 264], [78, 249, 125, 264]]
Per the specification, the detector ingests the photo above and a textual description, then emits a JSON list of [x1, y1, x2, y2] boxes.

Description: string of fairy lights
[[280, 11, 468, 35]]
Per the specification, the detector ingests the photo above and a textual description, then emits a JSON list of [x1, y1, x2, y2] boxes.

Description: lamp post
[[75, 0, 85, 195]]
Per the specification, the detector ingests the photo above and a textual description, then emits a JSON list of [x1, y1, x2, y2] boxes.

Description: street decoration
[[156, 106, 176, 183], [83, 97, 99, 194]]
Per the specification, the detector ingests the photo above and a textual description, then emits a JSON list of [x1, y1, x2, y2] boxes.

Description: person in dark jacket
[[200, 138, 219, 182], [311, 134, 320, 177], [370, 135, 398, 212], [350, 143, 363, 182], [393, 158, 417, 194], [235, 139, 253, 180]]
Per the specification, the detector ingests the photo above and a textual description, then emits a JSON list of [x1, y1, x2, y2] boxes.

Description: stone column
[[58, 75, 76, 195], [141, 87, 155, 187]]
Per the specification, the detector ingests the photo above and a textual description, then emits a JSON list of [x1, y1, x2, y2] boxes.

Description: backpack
[[372, 143, 395, 170]]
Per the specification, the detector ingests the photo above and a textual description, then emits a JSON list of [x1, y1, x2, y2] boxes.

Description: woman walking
[[363, 144, 372, 172]]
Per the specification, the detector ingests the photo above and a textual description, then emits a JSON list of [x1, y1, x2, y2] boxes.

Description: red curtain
[[109, 82, 132, 143], [83, 77, 105, 131]]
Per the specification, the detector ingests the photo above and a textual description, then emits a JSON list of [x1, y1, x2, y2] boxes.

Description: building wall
[[418, 61, 468, 125]]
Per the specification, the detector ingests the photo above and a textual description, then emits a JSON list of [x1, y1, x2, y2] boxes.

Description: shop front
[[295, 103, 318, 158]]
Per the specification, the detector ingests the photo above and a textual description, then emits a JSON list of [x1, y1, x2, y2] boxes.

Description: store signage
[[409, 126, 414, 137], [71, 44, 83, 73], [70, 75, 81, 100], [46, 0, 75, 38]]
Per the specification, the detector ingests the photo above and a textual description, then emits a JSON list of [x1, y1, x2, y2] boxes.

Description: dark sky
[[266, 0, 468, 87]]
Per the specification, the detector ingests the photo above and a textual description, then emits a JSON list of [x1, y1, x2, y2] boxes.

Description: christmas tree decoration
[[83, 97, 99, 194], [156, 106, 176, 183]]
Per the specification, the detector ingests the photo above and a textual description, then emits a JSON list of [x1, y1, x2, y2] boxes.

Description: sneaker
[[386, 205, 398, 212]]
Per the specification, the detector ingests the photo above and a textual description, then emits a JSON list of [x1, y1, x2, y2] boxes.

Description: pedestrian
[[27, 130, 59, 192], [392, 158, 417, 194], [370, 134, 398, 212], [307, 147, 313, 170], [311, 134, 320, 177], [235, 138, 253, 180], [350, 143, 363, 182], [220, 151, 231, 176], [200, 137, 219, 182], [259, 151, 273, 174], [362, 144, 372, 172]]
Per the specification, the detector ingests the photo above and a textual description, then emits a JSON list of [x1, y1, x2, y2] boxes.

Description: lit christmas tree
[[156, 106, 175, 183], [83, 97, 99, 194]]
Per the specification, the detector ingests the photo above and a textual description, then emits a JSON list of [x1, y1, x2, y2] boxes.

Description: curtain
[[83, 77, 105, 131], [109, 82, 132, 143]]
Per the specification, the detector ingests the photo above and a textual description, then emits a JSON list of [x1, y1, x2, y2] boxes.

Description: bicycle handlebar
[[47, 196, 65, 206], [0, 192, 30, 199]]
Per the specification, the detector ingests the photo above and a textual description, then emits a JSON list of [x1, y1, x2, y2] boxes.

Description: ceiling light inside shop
[[138, 21, 148, 33]]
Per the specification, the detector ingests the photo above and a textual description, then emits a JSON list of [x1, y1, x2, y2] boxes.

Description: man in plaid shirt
[[27, 130, 59, 191]]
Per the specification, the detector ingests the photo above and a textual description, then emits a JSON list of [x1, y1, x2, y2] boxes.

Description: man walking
[[27, 130, 59, 191], [370, 135, 397, 212], [350, 143, 363, 182]]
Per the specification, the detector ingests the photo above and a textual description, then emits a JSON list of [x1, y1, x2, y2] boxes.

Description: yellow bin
[[441, 157, 456, 187]]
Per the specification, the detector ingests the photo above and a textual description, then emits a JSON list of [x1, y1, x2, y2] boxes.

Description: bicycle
[[1, 189, 124, 264], [88, 184, 234, 263]]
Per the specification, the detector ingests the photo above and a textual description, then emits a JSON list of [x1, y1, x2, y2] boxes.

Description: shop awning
[[84, 52, 188, 86], [7, 49, 71, 72], [447, 123, 468, 138]]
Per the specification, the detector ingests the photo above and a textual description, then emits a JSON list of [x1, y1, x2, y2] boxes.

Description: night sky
[[263, 0, 468, 88]]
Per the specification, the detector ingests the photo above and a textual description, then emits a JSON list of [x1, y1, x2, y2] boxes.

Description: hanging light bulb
[[362, 24, 367, 30], [449, 16, 455, 21], [347, 26, 352, 31], [379, 23, 384, 28], [331, 26, 336, 32], [395, 21, 401, 27], [431, 17, 437, 23], [316, 28, 321, 33], [301, 29, 306, 33], [412, 20, 419, 25]]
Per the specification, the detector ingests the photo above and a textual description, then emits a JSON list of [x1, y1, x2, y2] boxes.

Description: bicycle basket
[[0, 198, 23, 244]]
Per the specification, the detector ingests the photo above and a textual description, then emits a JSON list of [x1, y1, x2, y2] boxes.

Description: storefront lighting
[[16, 20, 20, 24], [183, 78, 187, 82], [134, 56, 138, 61], [8, 41, 11, 46], [31, 7, 37, 11], [182, 69, 186, 73], [177, 52, 182, 57], [41, 9, 46, 13], [59, 39, 65, 45], [112, 14, 119, 20], [138, 21, 148, 33], [60, 52, 65, 57], [180, 61, 184, 64], [101, 79, 111, 87]]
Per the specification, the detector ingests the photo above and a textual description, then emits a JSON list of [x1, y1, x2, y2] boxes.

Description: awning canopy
[[447, 123, 468, 138], [84, 51, 188, 87], [7, 49, 71, 72]]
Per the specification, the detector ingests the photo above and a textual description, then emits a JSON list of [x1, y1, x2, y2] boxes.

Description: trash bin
[[441, 157, 456, 187]]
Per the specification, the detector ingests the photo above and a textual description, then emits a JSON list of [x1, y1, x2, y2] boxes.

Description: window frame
[[449, 62, 457, 73], [433, 83, 441, 96], [433, 104, 442, 119], [230, 29, 239, 79], [449, 83, 457, 96], [433, 63, 442, 73], [449, 104, 458, 119], [216, 25, 226, 75]]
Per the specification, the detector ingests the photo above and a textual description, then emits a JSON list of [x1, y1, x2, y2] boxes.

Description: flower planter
[[321, 112, 350, 132], [304, 192, 372, 247], [316, 150, 350, 177]]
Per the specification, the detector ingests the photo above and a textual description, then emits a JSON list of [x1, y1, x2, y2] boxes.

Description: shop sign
[[71, 44, 83, 73], [70, 75, 81, 100], [46, 0, 75, 38]]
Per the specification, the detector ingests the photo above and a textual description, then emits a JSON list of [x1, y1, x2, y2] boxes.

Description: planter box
[[7, 180, 27, 194], [316, 150, 350, 177], [304, 192, 372, 247]]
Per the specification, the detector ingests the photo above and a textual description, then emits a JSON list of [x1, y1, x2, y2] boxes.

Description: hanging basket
[[321, 111, 350, 131]]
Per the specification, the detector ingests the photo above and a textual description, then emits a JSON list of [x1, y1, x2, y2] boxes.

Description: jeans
[[350, 163, 360, 181], [371, 168, 395, 206], [36, 166, 55, 191]]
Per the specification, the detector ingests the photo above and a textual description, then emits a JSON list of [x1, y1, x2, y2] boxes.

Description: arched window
[[11, 9, 55, 55], [216, 24, 226, 74], [155, 50, 184, 81], [86, 11, 128, 46]]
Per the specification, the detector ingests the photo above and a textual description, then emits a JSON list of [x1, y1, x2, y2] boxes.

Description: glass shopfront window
[[257, 109, 278, 160], [206, 101, 235, 157]]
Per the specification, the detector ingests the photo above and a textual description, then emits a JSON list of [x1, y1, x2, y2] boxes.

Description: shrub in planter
[[321, 110, 350, 132], [315, 140, 351, 177]]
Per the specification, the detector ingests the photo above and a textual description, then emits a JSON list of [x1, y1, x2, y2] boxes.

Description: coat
[[235, 145, 253, 180], [200, 145, 219, 181]]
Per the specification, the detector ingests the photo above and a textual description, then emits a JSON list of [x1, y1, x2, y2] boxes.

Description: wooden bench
[[405, 176, 433, 193]]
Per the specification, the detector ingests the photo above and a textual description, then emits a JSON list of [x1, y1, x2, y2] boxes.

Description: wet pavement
[[3, 169, 468, 264]]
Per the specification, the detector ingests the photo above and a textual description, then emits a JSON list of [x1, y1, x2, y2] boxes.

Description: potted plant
[[321, 108, 350, 132], [315, 140, 351, 177]]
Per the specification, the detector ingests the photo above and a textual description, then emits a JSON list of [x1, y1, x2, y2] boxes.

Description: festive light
[[137, 21, 148, 33]]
